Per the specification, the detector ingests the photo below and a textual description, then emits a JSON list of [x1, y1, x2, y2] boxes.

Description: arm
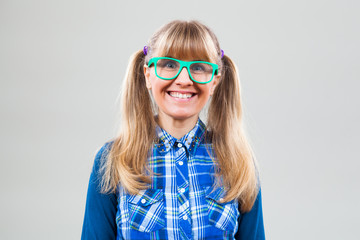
[[81, 142, 118, 240], [235, 189, 265, 240]]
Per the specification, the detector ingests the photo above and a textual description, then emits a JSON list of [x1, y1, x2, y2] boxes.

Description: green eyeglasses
[[147, 57, 219, 84]]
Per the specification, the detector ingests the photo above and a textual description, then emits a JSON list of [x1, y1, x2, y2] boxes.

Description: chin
[[167, 111, 198, 121]]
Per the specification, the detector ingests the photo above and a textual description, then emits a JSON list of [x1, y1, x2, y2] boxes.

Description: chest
[[115, 144, 240, 240]]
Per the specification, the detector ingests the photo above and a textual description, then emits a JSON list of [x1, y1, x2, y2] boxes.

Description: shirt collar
[[154, 118, 207, 156]]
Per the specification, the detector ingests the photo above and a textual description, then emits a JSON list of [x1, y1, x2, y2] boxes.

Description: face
[[144, 56, 220, 123]]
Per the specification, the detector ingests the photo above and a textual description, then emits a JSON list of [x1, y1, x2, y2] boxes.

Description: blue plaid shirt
[[82, 119, 265, 240]]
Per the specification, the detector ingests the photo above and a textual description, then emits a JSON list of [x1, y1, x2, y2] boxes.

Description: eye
[[157, 59, 179, 70], [190, 63, 212, 73], [191, 64, 205, 72], [165, 62, 176, 68]]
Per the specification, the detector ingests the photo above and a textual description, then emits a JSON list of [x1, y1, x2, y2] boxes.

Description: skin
[[144, 57, 220, 139]]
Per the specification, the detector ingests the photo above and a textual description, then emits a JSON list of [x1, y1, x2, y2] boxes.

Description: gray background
[[1, 0, 359, 239]]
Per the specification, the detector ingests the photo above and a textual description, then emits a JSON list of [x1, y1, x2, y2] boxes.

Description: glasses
[[147, 57, 219, 84]]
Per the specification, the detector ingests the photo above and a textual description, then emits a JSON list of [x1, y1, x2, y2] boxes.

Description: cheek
[[149, 78, 170, 104], [150, 80, 167, 94], [201, 85, 214, 97]]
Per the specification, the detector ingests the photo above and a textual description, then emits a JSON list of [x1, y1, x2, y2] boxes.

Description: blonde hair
[[101, 20, 259, 212]]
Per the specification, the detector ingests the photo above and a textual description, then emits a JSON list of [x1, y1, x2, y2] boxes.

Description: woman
[[82, 20, 265, 240]]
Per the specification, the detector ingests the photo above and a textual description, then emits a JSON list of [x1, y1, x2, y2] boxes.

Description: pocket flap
[[204, 186, 239, 232], [205, 185, 227, 203], [128, 188, 164, 207]]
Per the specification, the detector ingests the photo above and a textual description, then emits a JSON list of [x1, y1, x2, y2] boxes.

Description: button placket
[[175, 141, 191, 237]]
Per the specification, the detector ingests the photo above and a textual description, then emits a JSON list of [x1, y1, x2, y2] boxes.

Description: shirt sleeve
[[81, 142, 118, 240], [235, 188, 265, 240]]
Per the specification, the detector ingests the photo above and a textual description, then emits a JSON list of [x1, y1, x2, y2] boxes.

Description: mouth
[[167, 91, 196, 99]]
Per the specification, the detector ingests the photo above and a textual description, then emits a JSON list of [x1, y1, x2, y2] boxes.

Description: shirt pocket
[[127, 188, 165, 233], [204, 186, 240, 231]]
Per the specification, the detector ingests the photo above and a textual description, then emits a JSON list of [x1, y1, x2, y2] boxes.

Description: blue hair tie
[[221, 49, 224, 59]]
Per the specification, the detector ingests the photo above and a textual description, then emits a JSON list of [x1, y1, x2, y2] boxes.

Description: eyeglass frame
[[147, 57, 219, 84]]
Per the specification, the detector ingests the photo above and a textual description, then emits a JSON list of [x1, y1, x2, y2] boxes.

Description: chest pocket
[[204, 186, 240, 231], [127, 188, 165, 233]]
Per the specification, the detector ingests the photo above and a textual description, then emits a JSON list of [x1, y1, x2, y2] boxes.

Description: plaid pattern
[[116, 119, 240, 240]]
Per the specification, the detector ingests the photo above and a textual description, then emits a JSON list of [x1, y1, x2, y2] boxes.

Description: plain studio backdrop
[[1, 0, 359, 239]]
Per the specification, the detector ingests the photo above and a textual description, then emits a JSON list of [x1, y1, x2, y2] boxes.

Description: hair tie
[[221, 49, 224, 59], [143, 46, 148, 56]]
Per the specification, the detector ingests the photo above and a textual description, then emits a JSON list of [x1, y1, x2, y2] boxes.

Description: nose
[[174, 67, 193, 86]]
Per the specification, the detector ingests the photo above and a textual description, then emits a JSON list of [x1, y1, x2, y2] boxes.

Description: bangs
[[153, 22, 218, 63]]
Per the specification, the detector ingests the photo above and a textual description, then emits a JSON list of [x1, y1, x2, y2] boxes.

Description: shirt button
[[177, 143, 183, 148], [141, 199, 146, 204], [179, 188, 185, 193], [183, 215, 188, 220], [178, 161, 184, 166]]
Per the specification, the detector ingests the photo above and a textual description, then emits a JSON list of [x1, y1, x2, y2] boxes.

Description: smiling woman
[[82, 20, 265, 240]]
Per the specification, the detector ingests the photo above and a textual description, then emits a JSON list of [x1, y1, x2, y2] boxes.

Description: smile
[[168, 91, 195, 99]]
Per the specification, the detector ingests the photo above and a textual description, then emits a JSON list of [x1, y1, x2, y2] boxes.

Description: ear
[[144, 65, 152, 89], [210, 74, 221, 95]]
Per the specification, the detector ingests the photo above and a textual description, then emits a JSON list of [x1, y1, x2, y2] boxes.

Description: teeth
[[169, 92, 193, 99]]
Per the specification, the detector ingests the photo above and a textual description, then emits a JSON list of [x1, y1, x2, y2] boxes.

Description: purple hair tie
[[143, 46, 148, 55], [221, 49, 224, 59]]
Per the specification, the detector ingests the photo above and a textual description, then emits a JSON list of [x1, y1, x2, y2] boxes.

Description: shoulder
[[94, 140, 115, 161], [91, 140, 115, 175]]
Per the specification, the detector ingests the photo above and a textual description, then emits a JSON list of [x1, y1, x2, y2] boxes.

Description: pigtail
[[208, 54, 259, 212], [101, 49, 156, 194]]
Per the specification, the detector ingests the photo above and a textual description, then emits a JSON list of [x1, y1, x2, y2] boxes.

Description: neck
[[157, 113, 199, 139]]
